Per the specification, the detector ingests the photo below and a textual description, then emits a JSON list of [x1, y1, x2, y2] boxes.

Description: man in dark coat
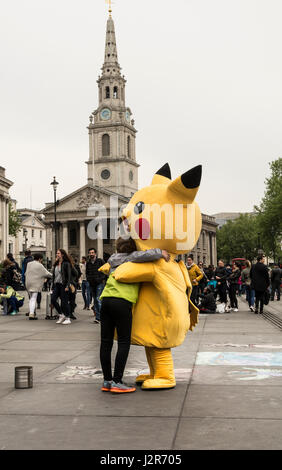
[[271, 266, 281, 301], [198, 287, 216, 313], [250, 255, 270, 314], [86, 248, 106, 323]]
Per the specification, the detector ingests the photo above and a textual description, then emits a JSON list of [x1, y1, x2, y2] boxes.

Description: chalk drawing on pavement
[[204, 343, 282, 349], [196, 352, 282, 366], [56, 366, 192, 382], [229, 368, 282, 381]]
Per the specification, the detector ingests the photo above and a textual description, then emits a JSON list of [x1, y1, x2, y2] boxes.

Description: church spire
[[102, 14, 121, 77]]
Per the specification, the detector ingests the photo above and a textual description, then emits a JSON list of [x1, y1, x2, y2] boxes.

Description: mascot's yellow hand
[[98, 263, 111, 275]]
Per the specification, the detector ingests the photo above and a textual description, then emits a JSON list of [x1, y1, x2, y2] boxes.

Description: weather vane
[[105, 0, 113, 17]]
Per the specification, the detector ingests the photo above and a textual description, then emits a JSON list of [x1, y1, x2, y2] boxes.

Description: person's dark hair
[[205, 287, 212, 294], [188, 254, 194, 260], [116, 237, 137, 254], [34, 253, 43, 261], [257, 255, 264, 262], [54, 249, 74, 267], [88, 248, 97, 254], [82, 256, 87, 261], [7, 253, 14, 261], [25, 250, 31, 257], [74, 258, 78, 264]]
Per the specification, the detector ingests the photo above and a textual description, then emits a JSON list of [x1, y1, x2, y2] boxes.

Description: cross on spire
[[105, 0, 113, 17]]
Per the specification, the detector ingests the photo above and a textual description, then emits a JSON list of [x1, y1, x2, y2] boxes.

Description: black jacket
[[228, 268, 241, 285], [52, 261, 72, 288], [86, 258, 106, 284], [250, 262, 270, 292], [271, 268, 282, 284], [214, 266, 228, 284], [200, 292, 216, 312]]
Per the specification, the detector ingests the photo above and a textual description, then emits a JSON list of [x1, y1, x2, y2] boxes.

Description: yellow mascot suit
[[115, 163, 202, 390]]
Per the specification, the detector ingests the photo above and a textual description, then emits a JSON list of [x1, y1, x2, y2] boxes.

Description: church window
[[129, 170, 133, 182], [101, 169, 111, 180], [102, 134, 110, 156], [127, 136, 131, 158], [113, 87, 118, 99], [105, 87, 110, 99]]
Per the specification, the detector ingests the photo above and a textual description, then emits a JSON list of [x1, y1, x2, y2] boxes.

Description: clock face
[[125, 111, 131, 122], [101, 169, 111, 180], [100, 108, 111, 121]]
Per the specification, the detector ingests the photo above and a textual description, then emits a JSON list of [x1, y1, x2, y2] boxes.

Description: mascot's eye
[[134, 201, 145, 215]]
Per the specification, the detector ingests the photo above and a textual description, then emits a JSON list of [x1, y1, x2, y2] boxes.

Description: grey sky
[[1, 0, 281, 215]]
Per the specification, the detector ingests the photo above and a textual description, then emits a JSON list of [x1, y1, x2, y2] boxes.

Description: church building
[[42, 11, 217, 266], [42, 13, 139, 261]]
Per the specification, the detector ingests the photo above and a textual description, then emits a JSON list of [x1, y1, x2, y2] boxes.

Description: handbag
[[69, 284, 76, 294], [264, 289, 270, 306]]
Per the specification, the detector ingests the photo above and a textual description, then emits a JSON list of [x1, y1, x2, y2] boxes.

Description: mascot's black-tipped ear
[[168, 165, 202, 203], [156, 163, 172, 180], [181, 165, 202, 189]]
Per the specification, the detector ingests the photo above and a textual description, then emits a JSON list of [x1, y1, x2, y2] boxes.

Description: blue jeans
[[8, 296, 24, 313], [245, 285, 255, 307], [89, 282, 105, 321], [82, 280, 91, 308]]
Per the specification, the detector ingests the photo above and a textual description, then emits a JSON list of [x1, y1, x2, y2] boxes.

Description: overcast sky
[[1, 0, 281, 215]]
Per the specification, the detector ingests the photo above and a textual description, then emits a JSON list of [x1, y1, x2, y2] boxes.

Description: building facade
[[0, 167, 13, 262], [8, 206, 47, 263]]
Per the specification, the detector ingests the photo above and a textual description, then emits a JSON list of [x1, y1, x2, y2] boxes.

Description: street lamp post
[[50, 177, 59, 257]]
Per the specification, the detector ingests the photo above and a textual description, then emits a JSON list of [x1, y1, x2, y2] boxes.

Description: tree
[[217, 214, 259, 263], [255, 158, 282, 262], [8, 202, 22, 237]]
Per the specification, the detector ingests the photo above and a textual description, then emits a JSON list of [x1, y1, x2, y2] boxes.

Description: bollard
[[15, 366, 33, 389]]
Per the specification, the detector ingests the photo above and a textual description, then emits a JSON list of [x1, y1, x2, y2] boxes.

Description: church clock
[[100, 108, 111, 120]]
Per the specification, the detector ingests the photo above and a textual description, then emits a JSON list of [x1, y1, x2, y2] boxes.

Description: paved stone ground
[[0, 291, 282, 450]]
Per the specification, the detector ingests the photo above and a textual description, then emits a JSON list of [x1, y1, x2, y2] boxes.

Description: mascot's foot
[[141, 378, 176, 390], [135, 374, 153, 385]]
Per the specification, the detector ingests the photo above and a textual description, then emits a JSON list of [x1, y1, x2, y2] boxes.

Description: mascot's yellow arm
[[113, 258, 198, 348]]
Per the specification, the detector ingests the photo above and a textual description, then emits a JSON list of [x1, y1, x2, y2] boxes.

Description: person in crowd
[[51, 249, 73, 325], [98, 237, 170, 393], [186, 255, 204, 306], [198, 286, 217, 313], [80, 256, 91, 310], [73, 258, 82, 290], [86, 248, 106, 324], [198, 261, 207, 298], [214, 260, 229, 308], [0, 258, 22, 291], [241, 260, 255, 311], [25, 253, 52, 320], [7, 253, 20, 272], [69, 262, 79, 320], [205, 265, 215, 281], [228, 262, 241, 312], [0, 283, 24, 315], [21, 250, 33, 287], [250, 255, 270, 314], [271, 265, 281, 301]]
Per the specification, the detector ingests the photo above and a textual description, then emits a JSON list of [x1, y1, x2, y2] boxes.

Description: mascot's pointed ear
[[167, 165, 202, 203], [151, 163, 172, 185]]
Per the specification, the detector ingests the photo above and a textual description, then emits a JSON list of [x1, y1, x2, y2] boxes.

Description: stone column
[[97, 223, 104, 259], [62, 223, 68, 252], [80, 221, 86, 260]]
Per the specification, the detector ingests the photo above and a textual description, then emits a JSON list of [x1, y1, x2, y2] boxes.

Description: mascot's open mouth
[[135, 218, 150, 240]]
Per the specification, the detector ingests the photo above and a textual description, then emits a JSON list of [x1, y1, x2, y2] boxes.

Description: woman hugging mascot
[[114, 163, 202, 390]]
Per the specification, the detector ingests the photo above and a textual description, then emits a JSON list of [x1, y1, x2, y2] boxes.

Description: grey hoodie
[[107, 249, 163, 273]]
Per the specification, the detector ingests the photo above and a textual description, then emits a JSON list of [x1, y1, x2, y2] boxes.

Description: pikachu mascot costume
[[115, 163, 202, 390]]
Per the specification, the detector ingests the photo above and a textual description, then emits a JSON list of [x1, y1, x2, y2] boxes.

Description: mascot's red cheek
[[135, 218, 150, 240]]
